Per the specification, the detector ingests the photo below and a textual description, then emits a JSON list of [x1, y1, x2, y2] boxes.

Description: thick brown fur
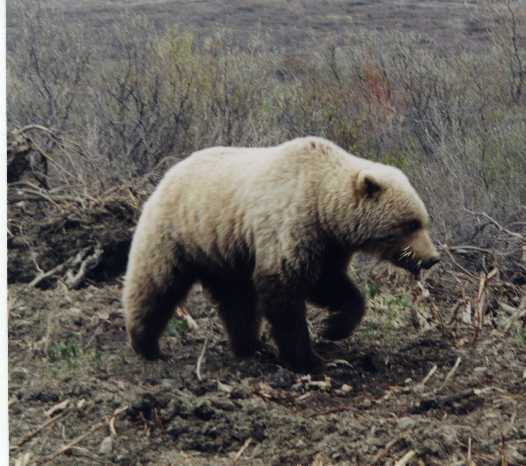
[[123, 137, 439, 372]]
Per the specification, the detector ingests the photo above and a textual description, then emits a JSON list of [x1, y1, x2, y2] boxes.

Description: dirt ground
[[8, 272, 526, 465]]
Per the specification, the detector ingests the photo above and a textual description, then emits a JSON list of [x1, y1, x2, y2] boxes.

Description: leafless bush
[[7, 2, 92, 131], [7, 0, 525, 259]]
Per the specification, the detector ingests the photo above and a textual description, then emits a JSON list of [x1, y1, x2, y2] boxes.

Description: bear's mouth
[[396, 256, 422, 277], [393, 248, 423, 277], [392, 248, 440, 277]]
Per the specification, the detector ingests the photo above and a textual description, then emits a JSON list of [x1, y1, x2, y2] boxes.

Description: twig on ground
[[437, 356, 462, 392], [29, 244, 103, 289], [439, 243, 477, 279], [45, 399, 70, 418], [13, 411, 71, 450], [417, 364, 437, 389], [394, 449, 416, 466], [501, 297, 526, 334], [447, 300, 465, 326], [65, 243, 103, 289], [231, 438, 253, 466], [15, 187, 62, 208], [473, 273, 487, 342], [40, 405, 128, 465], [29, 262, 69, 288], [40, 421, 106, 465], [195, 337, 209, 382], [107, 405, 129, 437], [371, 436, 403, 464], [69, 447, 106, 464], [416, 389, 478, 413]]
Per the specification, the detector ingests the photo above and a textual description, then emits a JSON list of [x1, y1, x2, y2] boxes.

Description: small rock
[[340, 384, 352, 394], [230, 385, 251, 400], [160, 379, 175, 389], [269, 367, 296, 389], [99, 436, 113, 455], [211, 398, 235, 412], [217, 381, 233, 394], [397, 417, 417, 430], [360, 398, 372, 409]]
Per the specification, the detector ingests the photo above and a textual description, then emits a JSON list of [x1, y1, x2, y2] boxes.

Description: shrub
[[7, 0, 526, 249]]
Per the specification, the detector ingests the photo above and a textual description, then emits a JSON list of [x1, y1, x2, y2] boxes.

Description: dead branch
[[29, 262, 69, 288], [195, 337, 209, 382], [439, 243, 477, 279], [416, 389, 480, 413], [12, 411, 71, 450], [40, 422, 106, 465], [65, 243, 103, 289], [437, 356, 462, 392], [502, 297, 526, 334], [39, 405, 128, 465], [28, 244, 103, 289], [371, 436, 404, 464], [107, 405, 129, 438], [17, 125, 57, 136], [464, 209, 524, 240], [394, 450, 416, 466], [418, 364, 438, 387], [231, 437, 253, 466]]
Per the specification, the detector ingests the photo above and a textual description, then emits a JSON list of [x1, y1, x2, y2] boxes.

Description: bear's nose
[[422, 257, 440, 270]]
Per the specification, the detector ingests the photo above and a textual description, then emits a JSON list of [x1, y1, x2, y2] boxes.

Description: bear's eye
[[404, 220, 421, 233]]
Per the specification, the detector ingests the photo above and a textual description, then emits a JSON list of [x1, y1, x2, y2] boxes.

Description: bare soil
[[8, 270, 526, 465]]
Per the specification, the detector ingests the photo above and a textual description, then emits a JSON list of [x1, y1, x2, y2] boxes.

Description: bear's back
[[149, 137, 355, 268]]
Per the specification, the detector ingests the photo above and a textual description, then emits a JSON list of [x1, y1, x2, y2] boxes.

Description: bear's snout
[[421, 256, 440, 270]]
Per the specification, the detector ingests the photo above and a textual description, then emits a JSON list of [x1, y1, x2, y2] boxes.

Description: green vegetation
[[167, 317, 190, 338], [47, 338, 80, 364]]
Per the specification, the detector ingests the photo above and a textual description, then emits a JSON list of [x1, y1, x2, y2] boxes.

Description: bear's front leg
[[255, 275, 323, 373], [308, 272, 365, 341]]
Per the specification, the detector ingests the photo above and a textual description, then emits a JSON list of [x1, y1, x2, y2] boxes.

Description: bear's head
[[354, 165, 440, 276]]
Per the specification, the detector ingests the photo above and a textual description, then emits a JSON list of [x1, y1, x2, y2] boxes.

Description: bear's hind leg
[[124, 259, 194, 360], [255, 276, 323, 373], [203, 279, 260, 358], [308, 273, 365, 341]]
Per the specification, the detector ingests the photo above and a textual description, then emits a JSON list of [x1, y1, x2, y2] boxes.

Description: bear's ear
[[356, 171, 383, 199]]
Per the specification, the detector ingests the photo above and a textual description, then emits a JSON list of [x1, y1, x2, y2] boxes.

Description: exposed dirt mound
[[8, 186, 144, 288]]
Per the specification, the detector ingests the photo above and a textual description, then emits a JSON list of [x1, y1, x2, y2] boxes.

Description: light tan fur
[[123, 136, 439, 371]]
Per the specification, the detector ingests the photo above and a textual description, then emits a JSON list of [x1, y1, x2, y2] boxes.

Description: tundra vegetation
[[6, 1, 525, 465]]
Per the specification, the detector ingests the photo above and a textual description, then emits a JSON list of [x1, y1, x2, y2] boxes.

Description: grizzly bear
[[123, 137, 439, 373]]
